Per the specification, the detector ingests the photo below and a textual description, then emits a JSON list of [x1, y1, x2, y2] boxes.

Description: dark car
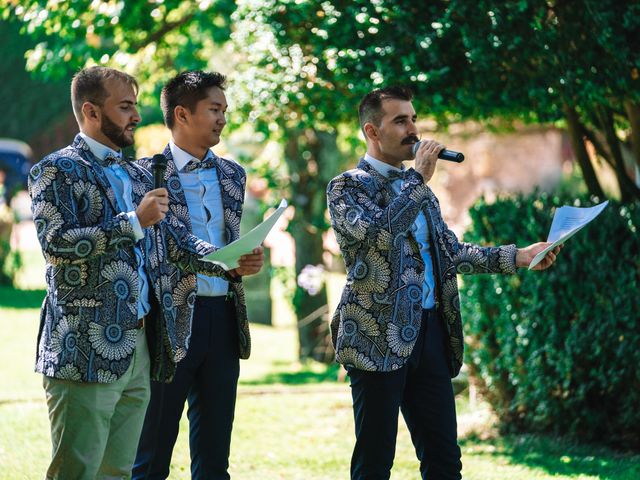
[[0, 138, 32, 203]]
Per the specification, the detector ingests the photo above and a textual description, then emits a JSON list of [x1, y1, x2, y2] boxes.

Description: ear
[[81, 101, 100, 124], [174, 105, 190, 127], [363, 122, 379, 141]]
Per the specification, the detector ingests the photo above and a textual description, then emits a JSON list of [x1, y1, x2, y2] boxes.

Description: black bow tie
[[183, 157, 216, 173], [98, 152, 126, 168], [387, 169, 406, 182]]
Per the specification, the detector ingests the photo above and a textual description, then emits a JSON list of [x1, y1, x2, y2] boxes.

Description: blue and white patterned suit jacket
[[29, 135, 217, 383], [327, 159, 517, 377], [138, 144, 251, 359]]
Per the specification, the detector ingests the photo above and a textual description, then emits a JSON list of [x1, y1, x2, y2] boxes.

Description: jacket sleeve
[[161, 211, 240, 283], [28, 157, 137, 266], [425, 192, 517, 275], [327, 168, 429, 249]]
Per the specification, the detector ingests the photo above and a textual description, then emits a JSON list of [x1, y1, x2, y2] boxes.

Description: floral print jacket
[[138, 145, 251, 360], [327, 159, 517, 377], [29, 135, 222, 383]]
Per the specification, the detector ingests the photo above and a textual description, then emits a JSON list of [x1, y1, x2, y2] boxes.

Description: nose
[[131, 107, 141, 124], [407, 119, 418, 136]]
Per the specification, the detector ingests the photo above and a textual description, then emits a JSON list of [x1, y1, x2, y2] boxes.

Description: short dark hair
[[358, 86, 413, 134], [71, 66, 138, 123], [161, 70, 227, 129]]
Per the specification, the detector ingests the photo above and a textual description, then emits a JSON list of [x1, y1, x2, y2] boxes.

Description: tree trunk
[[624, 100, 640, 185], [284, 127, 343, 363], [596, 107, 640, 202], [563, 104, 605, 198]]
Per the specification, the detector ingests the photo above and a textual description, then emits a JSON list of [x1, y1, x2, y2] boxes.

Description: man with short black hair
[[327, 85, 561, 479], [133, 70, 263, 480]]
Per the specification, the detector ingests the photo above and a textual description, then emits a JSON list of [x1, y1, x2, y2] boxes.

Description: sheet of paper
[[528, 200, 609, 270], [202, 199, 288, 270]]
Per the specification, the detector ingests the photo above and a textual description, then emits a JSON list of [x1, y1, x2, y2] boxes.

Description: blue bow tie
[[387, 169, 406, 182], [183, 157, 216, 173]]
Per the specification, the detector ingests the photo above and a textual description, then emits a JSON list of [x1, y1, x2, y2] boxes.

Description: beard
[[101, 112, 135, 149]]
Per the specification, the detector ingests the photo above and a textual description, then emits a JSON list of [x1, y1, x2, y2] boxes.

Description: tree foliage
[[239, 0, 640, 200], [1, 0, 236, 104], [0, 18, 69, 142]]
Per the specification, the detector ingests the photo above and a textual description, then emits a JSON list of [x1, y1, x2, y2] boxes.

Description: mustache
[[401, 135, 420, 145]]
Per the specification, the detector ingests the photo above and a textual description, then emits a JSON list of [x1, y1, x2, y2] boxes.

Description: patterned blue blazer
[[138, 144, 251, 360], [29, 135, 217, 383], [327, 159, 517, 377]]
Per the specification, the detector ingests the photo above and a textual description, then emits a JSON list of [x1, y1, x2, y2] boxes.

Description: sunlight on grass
[[1, 301, 639, 479]]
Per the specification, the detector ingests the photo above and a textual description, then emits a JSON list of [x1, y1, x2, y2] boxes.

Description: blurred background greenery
[[0, 1, 639, 478]]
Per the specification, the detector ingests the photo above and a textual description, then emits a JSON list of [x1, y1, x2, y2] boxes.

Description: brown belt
[[136, 316, 147, 330]]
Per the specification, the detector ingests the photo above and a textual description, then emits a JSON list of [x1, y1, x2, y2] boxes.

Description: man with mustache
[[327, 86, 561, 480], [28, 66, 226, 479]]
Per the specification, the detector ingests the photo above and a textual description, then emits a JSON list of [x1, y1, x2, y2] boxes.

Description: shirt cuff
[[127, 211, 145, 241]]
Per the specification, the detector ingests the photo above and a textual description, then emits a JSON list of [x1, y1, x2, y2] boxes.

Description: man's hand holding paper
[[202, 199, 288, 271], [230, 246, 265, 278], [517, 242, 564, 271], [527, 200, 608, 270]]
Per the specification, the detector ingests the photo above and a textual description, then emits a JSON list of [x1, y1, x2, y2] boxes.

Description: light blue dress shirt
[[170, 141, 229, 297], [79, 133, 151, 319], [364, 153, 436, 308]]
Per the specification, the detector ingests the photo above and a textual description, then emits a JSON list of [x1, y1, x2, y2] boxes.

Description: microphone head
[[151, 153, 167, 169], [411, 141, 422, 156]]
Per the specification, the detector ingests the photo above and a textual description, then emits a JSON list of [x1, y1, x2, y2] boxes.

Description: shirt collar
[[78, 132, 121, 162], [170, 140, 214, 172], [363, 153, 404, 178]]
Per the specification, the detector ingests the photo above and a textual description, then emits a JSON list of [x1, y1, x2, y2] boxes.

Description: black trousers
[[133, 296, 240, 480], [348, 308, 462, 480]]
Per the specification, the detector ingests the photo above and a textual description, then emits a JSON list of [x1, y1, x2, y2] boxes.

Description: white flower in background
[[297, 264, 325, 296]]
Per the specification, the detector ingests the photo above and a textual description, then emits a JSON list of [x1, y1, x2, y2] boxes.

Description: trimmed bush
[[461, 192, 640, 449]]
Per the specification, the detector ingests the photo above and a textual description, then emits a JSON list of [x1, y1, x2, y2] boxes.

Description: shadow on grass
[[241, 363, 343, 386], [460, 433, 640, 480], [0, 286, 45, 309]]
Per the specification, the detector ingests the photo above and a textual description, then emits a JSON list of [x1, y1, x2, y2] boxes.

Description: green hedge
[[461, 192, 640, 449]]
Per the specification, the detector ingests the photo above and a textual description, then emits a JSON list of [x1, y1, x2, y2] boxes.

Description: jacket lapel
[[162, 144, 178, 180], [72, 135, 120, 213], [161, 144, 193, 232], [357, 158, 396, 200], [213, 156, 242, 244]]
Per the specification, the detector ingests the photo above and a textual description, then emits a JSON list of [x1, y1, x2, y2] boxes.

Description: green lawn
[[1, 285, 639, 479]]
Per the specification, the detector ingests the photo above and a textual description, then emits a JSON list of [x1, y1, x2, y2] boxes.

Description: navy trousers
[[133, 296, 240, 480], [348, 308, 462, 480]]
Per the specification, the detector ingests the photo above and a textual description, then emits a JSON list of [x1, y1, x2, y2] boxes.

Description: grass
[[1, 256, 639, 479]]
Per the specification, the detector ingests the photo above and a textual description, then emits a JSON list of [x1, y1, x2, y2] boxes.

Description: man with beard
[[327, 86, 561, 480], [28, 66, 238, 479]]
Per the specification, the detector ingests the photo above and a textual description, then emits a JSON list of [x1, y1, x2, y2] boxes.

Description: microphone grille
[[152, 153, 167, 167], [411, 141, 422, 156]]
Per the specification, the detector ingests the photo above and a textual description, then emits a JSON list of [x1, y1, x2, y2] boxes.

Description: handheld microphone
[[412, 141, 464, 163], [151, 154, 168, 189]]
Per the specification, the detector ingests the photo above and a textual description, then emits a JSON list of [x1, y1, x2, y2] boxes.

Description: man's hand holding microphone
[[413, 139, 447, 184], [136, 153, 169, 228]]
